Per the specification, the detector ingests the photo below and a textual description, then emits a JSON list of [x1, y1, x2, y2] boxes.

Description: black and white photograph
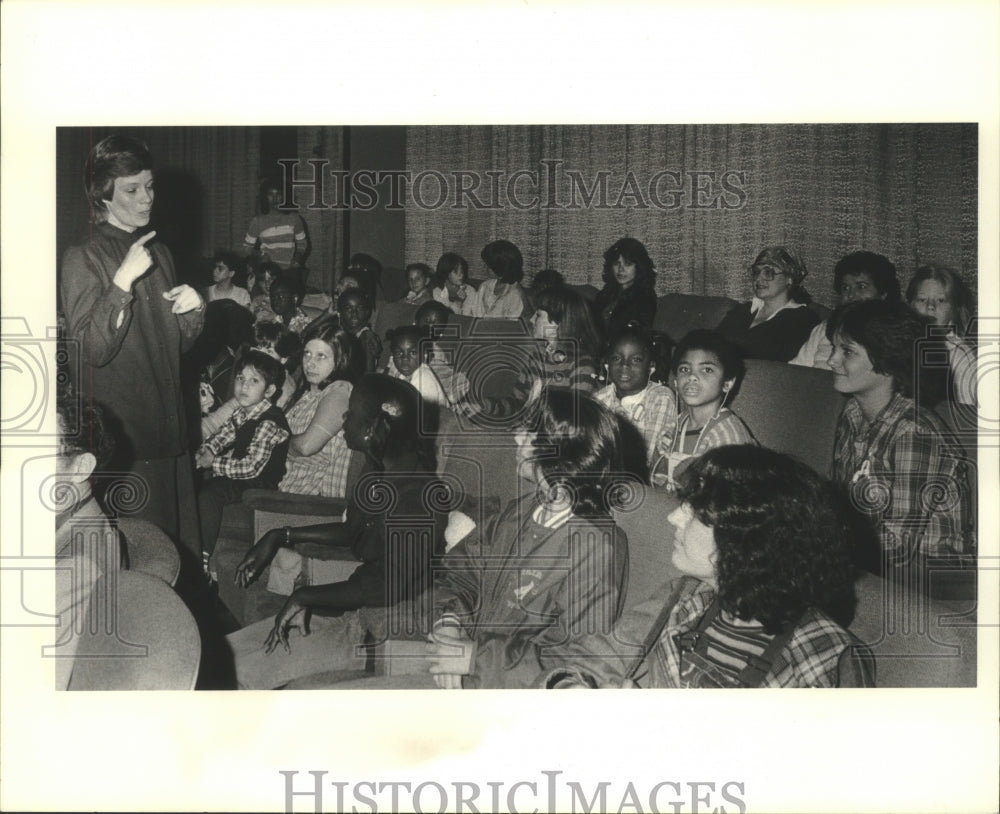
[[2, 2, 998, 813]]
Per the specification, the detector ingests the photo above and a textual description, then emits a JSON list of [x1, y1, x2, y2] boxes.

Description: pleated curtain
[[404, 124, 977, 306]]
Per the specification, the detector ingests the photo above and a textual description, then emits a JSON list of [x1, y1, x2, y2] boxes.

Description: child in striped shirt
[[653, 329, 756, 489]]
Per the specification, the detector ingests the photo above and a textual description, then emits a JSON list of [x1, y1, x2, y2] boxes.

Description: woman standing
[[716, 246, 819, 361], [60, 135, 205, 571]]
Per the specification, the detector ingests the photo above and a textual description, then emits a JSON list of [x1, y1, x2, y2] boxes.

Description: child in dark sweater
[[196, 350, 291, 580]]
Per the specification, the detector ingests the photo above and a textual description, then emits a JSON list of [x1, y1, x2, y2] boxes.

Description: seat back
[[117, 517, 181, 587], [67, 570, 201, 690], [654, 293, 739, 343], [731, 358, 843, 475], [850, 571, 976, 687]]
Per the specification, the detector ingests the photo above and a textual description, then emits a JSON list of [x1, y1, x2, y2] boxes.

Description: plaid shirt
[[542, 578, 873, 688], [595, 382, 678, 465], [832, 392, 972, 560], [204, 399, 290, 480]]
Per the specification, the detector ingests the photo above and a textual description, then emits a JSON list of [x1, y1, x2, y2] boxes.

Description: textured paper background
[[1, 2, 997, 812]]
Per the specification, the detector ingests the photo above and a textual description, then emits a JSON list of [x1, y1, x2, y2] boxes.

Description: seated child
[[195, 350, 291, 580], [248, 261, 281, 322], [384, 300, 470, 403], [385, 324, 449, 406], [267, 276, 311, 334], [906, 265, 977, 410], [337, 288, 382, 373], [206, 250, 252, 308], [827, 299, 973, 568], [432, 252, 476, 315], [402, 262, 433, 306], [653, 329, 756, 488], [594, 325, 677, 467], [542, 445, 874, 688], [424, 389, 630, 689]]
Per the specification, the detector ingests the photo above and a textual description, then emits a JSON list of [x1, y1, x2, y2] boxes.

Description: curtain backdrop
[[294, 126, 347, 295], [57, 126, 261, 287], [404, 124, 977, 306]]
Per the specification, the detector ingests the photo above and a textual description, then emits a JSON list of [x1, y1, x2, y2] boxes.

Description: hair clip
[[381, 401, 402, 418]]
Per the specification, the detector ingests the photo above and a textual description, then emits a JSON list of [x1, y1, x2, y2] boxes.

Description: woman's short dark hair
[[234, 349, 286, 403], [522, 390, 627, 518], [534, 286, 602, 359], [481, 239, 524, 285], [84, 135, 154, 222], [677, 445, 858, 632], [435, 252, 469, 286], [833, 251, 901, 302], [601, 238, 656, 292], [351, 373, 434, 470], [825, 299, 926, 398], [906, 265, 975, 337], [254, 320, 303, 364], [671, 329, 745, 387], [751, 246, 811, 304], [57, 390, 115, 470]]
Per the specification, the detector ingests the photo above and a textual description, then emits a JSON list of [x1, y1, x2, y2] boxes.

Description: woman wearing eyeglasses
[[715, 246, 820, 362]]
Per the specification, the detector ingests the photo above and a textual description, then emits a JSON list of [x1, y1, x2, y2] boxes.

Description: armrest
[[242, 488, 349, 517]]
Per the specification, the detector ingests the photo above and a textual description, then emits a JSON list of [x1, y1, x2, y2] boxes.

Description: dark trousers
[[198, 477, 254, 557]]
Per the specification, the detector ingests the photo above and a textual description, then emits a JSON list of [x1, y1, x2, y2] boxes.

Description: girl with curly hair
[[543, 445, 874, 688]]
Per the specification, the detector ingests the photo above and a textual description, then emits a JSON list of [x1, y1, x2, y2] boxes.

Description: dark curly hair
[[671, 329, 745, 397], [825, 299, 927, 398], [522, 389, 627, 518], [57, 389, 115, 470], [601, 237, 656, 293], [677, 445, 858, 633], [833, 251, 901, 303]]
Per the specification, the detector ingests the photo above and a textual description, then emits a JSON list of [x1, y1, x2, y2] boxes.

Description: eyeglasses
[[750, 264, 787, 281]]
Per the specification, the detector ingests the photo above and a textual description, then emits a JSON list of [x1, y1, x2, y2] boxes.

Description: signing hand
[[112, 231, 158, 292], [264, 594, 311, 654], [194, 448, 215, 469], [163, 284, 204, 314], [425, 623, 474, 688], [234, 530, 282, 588]]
